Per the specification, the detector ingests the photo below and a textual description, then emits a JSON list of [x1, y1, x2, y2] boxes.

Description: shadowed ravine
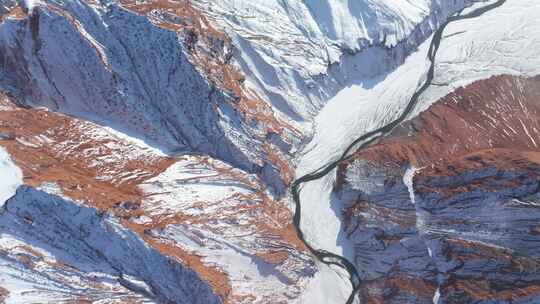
[[290, 1, 507, 303]]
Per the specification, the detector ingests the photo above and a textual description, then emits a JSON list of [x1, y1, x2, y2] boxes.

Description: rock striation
[[0, 0, 538, 303], [338, 75, 540, 303]]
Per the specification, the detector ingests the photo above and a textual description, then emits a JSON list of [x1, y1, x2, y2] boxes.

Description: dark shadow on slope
[[0, 186, 222, 304]]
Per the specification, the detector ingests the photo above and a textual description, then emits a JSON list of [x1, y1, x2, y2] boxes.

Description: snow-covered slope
[[336, 74, 540, 303], [417, 0, 540, 113], [0, 0, 292, 193], [0, 186, 221, 304], [193, 0, 472, 127], [1, 0, 539, 303], [0, 93, 315, 303], [137, 155, 317, 303], [294, 0, 540, 259], [0, 147, 21, 208]]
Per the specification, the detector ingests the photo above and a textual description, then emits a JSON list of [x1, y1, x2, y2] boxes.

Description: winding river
[[290, 1, 507, 303]]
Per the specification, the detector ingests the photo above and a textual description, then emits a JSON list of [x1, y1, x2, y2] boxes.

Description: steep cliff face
[[193, 0, 473, 127], [337, 75, 540, 303], [1, 186, 222, 304], [0, 0, 294, 194], [0, 93, 315, 303], [0, 1, 317, 302]]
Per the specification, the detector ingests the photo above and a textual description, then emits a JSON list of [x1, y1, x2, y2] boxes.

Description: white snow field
[[416, 0, 540, 115], [139, 155, 318, 303], [0, 147, 22, 208], [193, 0, 472, 130], [297, 37, 431, 259], [296, 0, 540, 273]]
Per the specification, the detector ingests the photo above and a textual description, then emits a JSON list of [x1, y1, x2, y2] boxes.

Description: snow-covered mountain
[[193, 0, 472, 128], [0, 0, 539, 303]]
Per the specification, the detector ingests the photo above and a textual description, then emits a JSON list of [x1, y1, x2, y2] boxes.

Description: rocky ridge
[[338, 75, 540, 303], [0, 0, 538, 303]]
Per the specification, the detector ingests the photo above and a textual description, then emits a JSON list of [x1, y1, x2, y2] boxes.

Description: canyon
[[0, 0, 539, 303]]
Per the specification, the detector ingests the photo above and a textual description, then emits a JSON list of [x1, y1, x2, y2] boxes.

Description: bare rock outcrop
[[338, 75, 540, 303]]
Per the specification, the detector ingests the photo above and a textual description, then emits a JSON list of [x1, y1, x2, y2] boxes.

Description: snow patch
[[300, 261, 351, 304], [139, 158, 253, 217], [0, 147, 22, 208], [416, 0, 540, 117], [433, 287, 441, 304], [299, 172, 343, 254], [346, 159, 388, 194], [36, 182, 63, 197], [23, 0, 40, 12], [403, 166, 418, 205]]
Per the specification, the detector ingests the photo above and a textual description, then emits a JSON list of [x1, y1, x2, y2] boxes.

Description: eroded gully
[[290, 1, 507, 303]]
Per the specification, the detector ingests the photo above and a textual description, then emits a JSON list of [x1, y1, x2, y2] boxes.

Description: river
[[290, 1, 507, 303]]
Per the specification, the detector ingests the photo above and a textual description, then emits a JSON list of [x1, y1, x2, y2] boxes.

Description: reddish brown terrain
[[338, 75, 540, 303], [340, 74, 540, 173], [118, 0, 299, 184], [0, 0, 317, 301], [1, 0, 539, 303], [0, 88, 312, 302]]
